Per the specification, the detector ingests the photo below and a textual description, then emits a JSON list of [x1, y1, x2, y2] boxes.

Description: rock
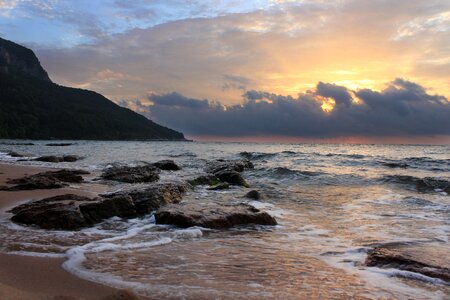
[[45, 143, 75, 146], [207, 182, 229, 190], [205, 159, 254, 174], [155, 202, 277, 229], [10, 194, 92, 230], [7, 151, 24, 157], [103, 183, 188, 214], [365, 246, 450, 282], [205, 159, 252, 187], [101, 165, 160, 183], [10, 194, 139, 230], [188, 174, 219, 186], [35, 155, 61, 163], [214, 169, 249, 187], [34, 155, 80, 163], [80, 195, 136, 225], [153, 160, 181, 171], [63, 155, 79, 162], [3, 169, 89, 191], [5, 169, 89, 190], [245, 190, 261, 199]]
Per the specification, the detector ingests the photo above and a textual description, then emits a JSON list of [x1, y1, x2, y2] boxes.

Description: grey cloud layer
[[121, 79, 450, 137]]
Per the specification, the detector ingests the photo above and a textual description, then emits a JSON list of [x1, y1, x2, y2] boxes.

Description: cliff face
[[0, 37, 51, 82], [0, 37, 186, 140]]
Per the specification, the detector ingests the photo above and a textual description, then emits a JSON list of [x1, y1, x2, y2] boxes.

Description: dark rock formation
[[365, 247, 450, 282], [188, 174, 219, 186], [153, 160, 181, 171], [207, 182, 229, 190], [103, 182, 189, 214], [245, 190, 261, 200], [3, 169, 89, 191], [34, 155, 80, 163], [101, 165, 160, 183], [205, 159, 253, 187], [10, 194, 92, 230], [80, 196, 137, 225], [10, 194, 136, 230], [155, 202, 277, 229], [214, 169, 249, 187]]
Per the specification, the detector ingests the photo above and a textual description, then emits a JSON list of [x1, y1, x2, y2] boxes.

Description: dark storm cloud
[[316, 82, 353, 107], [150, 92, 209, 109], [120, 79, 450, 137]]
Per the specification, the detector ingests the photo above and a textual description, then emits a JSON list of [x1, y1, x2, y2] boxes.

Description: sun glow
[[317, 96, 335, 113]]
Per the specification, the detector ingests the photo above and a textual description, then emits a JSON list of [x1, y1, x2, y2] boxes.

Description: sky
[[1, 0, 449, 142]]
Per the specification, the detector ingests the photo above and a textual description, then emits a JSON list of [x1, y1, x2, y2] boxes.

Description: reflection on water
[[0, 141, 449, 299]]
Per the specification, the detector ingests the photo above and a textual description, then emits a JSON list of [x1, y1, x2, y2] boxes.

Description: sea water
[[0, 141, 449, 299]]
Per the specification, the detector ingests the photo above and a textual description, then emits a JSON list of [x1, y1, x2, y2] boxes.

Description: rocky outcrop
[[155, 202, 277, 229], [79, 196, 137, 225], [10, 194, 135, 230], [365, 247, 450, 282], [3, 169, 89, 191], [153, 160, 181, 171], [35, 155, 80, 163], [103, 183, 189, 214], [101, 165, 160, 183], [205, 159, 253, 187]]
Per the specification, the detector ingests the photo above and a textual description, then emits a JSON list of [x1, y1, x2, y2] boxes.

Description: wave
[[325, 153, 366, 159], [239, 151, 278, 160], [166, 152, 197, 158], [381, 175, 450, 194]]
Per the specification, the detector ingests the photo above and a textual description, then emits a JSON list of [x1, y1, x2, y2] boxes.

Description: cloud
[[119, 79, 450, 138], [33, 0, 450, 104]]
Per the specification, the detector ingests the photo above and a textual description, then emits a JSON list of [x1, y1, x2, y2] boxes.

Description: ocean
[[0, 141, 449, 299]]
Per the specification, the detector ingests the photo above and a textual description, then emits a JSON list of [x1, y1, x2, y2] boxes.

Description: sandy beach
[[0, 163, 142, 300]]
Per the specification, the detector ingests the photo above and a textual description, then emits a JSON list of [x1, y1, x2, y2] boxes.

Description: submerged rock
[[155, 202, 277, 229], [153, 160, 181, 171], [245, 190, 262, 200], [103, 182, 189, 214], [3, 169, 89, 191], [7, 151, 24, 157], [101, 165, 160, 183], [207, 182, 229, 190], [34, 155, 80, 163], [365, 246, 450, 283], [187, 174, 219, 186], [10, 194, 137, 230]]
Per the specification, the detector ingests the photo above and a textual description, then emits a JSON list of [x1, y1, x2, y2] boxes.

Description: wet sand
[[0, 163, 142, 300]]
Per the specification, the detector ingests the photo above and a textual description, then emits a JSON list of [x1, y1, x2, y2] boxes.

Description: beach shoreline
[[0, 163, 141, 300]]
